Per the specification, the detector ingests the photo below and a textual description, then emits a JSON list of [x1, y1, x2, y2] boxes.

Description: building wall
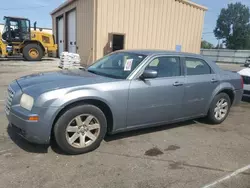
[[51, 0, 94, 65], [52, 1, 77, 41], [95, 0, 206, 60], [77, 0, 95, 65]]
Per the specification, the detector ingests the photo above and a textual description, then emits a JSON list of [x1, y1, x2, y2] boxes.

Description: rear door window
[[185, 58, 212, 76]]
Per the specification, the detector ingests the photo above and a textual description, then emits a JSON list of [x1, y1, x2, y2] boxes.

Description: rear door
[[183, 57, 220, 117]]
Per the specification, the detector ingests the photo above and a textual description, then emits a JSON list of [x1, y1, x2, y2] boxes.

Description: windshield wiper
[[79, 67, 87, 71], [88, 69, 100, 75], [87, 69, 122, 79]]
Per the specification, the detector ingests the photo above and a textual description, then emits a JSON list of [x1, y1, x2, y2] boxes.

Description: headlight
[[20, 93, 34, 111]]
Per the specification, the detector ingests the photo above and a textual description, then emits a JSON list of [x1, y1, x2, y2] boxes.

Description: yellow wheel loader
[[0, 16, 57, 61]]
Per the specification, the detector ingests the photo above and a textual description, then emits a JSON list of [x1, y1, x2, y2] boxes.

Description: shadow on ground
[[7, 120, 199, 155], [7, 125, 49, 154], [104, 120, 197, 142]]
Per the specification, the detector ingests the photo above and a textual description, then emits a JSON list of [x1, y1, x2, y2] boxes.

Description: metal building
[[51, 0, 207, 65]]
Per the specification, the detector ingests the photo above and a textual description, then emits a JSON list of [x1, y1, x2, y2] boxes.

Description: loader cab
[[2, 16, 31, 43]]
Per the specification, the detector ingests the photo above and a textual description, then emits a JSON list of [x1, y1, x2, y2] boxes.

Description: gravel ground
[[0, 60, 249, 188]]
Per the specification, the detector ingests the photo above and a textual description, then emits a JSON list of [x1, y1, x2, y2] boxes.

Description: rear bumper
[[233, 89, 243, 105]]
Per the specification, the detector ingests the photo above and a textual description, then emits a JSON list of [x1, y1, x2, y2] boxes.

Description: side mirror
[[140, 69, 158, 79]]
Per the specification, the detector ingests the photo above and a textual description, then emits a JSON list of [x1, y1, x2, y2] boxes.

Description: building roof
[[51, 0, 76, 15], [51, 0, 207, 15], [177, 0, 208, 11]]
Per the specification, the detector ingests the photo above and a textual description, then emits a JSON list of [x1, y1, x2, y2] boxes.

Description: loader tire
[[23, 44, 43, 61]]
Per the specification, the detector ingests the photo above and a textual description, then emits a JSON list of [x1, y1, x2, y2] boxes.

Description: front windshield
[[88, 52, 147, 79]]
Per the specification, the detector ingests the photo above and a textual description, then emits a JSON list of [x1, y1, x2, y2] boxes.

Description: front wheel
[[207, 93, 231, 124], [54, 105, 107, 155], [23, 43, 43, 61]]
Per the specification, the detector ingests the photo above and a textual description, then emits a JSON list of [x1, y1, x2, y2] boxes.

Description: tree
[[214, 2, 250, 49], [201, 40, 214, 49]]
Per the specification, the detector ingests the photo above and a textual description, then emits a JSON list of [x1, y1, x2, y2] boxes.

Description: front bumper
[[5, 81, 60, 144], [6, 105, 58, 144]]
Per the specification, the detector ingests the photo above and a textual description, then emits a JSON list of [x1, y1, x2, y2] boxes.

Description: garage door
[[57, 17, 64, 56], [67, 10, 76, 53]]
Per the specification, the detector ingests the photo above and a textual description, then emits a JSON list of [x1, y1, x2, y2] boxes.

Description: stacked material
[[59, 52, 81, 69]]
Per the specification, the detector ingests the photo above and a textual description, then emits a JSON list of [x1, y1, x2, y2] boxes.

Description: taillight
[[241, 76, 244, 89]]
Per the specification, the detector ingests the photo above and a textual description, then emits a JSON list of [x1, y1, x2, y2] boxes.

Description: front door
[[183, 57, 220, 117], [127, 56, 185, 127]]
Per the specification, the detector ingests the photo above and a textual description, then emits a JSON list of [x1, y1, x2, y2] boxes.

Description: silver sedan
[[6, 50, 243, 154]]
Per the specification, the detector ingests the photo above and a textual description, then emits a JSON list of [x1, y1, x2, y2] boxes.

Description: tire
[[207, 93, 231, 124], [54, 105, 107, 155], [23, 43, 43, 61]]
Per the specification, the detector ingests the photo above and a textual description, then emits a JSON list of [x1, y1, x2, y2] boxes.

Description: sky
[[0, 0, 249, 46], [0, 0, 64, 28]]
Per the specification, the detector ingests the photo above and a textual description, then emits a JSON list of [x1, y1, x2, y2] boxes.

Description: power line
[[202, 32, 214, 35], [0, 5, 48, 10]]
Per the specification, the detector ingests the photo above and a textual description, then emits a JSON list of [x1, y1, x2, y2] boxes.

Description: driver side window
[[146, 56, 181, 78]]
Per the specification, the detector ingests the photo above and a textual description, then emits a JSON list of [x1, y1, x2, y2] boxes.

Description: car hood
[[16, 69, 116, 93], [238, 68, 250, 77]]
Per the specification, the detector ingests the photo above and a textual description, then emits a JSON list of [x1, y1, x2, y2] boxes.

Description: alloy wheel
[[214, 98, 229, 121], [65, 114, 101, 148]]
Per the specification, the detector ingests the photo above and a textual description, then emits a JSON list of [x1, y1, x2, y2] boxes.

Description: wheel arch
[[51, 99, 114, 138], [206, 83, 235, 113], [217, 89, 234, 105]]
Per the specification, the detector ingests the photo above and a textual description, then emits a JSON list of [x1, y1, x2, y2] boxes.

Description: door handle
[[173, 81, 183, 86], [211, 78, 218, 83]]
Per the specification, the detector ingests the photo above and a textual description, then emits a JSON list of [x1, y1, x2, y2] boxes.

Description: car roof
[[118, 49, 203, 58]]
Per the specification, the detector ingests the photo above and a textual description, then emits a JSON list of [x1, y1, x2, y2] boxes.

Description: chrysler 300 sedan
[[6, 50, 243, 154]]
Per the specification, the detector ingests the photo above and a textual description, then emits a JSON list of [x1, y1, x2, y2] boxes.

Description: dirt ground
[[0, 60, 250, 188]]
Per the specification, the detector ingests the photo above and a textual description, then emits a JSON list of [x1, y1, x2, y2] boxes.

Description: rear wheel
[[207, 93, 231, 124], [54, 105, 107, 155], [23, 43, 43, 61]]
